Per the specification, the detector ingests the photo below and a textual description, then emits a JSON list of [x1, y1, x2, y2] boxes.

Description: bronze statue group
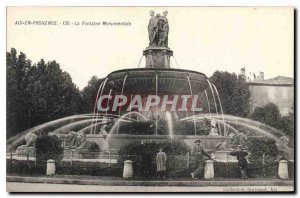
[[148, 10, 169, 48]]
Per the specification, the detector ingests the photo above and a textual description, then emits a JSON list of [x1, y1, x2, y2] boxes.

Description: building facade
[[247, 76, 294, 116]]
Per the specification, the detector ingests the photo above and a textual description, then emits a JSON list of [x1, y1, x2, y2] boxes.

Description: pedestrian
[[191, 139, 211, 179], [141, 151, 153, 178], [228, 145, 249, 179], [156, 148, 167, 179]]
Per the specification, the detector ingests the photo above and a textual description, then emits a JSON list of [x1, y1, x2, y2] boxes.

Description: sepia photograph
[[5, 6, 294, 192]]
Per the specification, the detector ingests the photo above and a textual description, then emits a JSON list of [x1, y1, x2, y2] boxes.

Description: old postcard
[[6, 7, 294, 192]]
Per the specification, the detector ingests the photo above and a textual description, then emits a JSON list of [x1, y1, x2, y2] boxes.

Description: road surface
[[7, 182, 294, 192]]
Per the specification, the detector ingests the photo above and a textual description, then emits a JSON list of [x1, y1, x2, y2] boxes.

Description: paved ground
[[7, 182, 294, 192], [6, 174, 294, 192]]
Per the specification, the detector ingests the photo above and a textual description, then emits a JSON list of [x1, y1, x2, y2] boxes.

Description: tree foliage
[[251, 103, 294, 138], [209, 71, 250, 117], [277, 112, 294, 138], [35, 135, 64, 164], [81, 76, 104, 113], [247, 137, 278, 165], [7, 48, 84, 138], [251, 103, 281, 128]]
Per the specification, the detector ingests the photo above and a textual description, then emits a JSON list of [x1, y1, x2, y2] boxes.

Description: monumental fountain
[[7, 11, 293, 162]]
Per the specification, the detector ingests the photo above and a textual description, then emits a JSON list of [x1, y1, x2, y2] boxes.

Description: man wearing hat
[[228, 145, 249, 179], [191, 139, 211, 179]]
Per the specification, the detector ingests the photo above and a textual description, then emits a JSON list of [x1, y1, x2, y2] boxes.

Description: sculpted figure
[[16, 131, 38, 154], [24, 131, 38, 147], [209, 119, 219, 136], [100, 124, 108, 138], [148, 10, 169, 47], [65, 131, 78, 148], [158, 11, 169, 47], [280, 135, 289, 146], [228, 132, 238, 147], [76, 131, 87, 150], [148, 10, 159, 47], [214, 140, 228, 151]]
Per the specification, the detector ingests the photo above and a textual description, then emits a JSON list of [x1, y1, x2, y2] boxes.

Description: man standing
[[191, 139, 211, 179], [228, 145, 249, 179]]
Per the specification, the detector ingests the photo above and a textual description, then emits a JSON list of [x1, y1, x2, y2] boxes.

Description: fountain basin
[[102, 68, 210, 99], [86, 134, 226, 150]]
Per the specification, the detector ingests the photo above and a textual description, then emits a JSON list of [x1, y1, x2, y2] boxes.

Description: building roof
[[248, 76, 294, 86]]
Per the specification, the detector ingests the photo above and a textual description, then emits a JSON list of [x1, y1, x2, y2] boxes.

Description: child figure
[[228, 145, 249, 179], [156, 148, 167, 179]]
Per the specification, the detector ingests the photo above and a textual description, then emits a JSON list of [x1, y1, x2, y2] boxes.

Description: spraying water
[[90, 81, 104, 134], [165, 111, 174, 140], [181, 114, 288, 142], [211, 83, 226, 135], [107, 111, 148, 138], [92, 77, 108, 134], [204, 90, 212, 118], [186, 75, 197, 135], [206, 80, 222, 133], [7, 114, 94, 151]]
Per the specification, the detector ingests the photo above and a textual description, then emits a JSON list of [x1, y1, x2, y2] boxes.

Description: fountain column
[[144, 10, 173, 68], [143, 47, 173, 68]]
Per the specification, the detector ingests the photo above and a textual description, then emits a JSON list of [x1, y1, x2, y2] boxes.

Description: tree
[[35, 135, 64, 164], [7, 49, 33, 137], [7, 48, 84, 138], [209, 71, 250, 117], [277, 112, 294, 138], [251, 103, 281, 129], [25, 59, 84, 126], [251, 103, 294, 140], [247, 136, 278, 176], [81, 76, 104, 113]]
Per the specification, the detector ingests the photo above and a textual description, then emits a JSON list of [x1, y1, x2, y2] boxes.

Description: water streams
[[165, 111, 174, 139], [186, 75, 197, 135], [7, 78, 290, 153]]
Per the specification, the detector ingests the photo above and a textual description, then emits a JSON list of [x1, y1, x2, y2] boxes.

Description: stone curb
[[6, 176, 294, 187]]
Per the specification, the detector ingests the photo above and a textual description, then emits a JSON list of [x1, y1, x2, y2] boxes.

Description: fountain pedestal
[[278, 159, 289, 179], [123, 160, 133, 178], [46, 159, 55, 176], [143, 47, 173, 68], [204, 160, 214, 179]]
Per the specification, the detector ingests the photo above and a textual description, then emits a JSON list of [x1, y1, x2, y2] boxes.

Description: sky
[[7, 7, 294, 89]]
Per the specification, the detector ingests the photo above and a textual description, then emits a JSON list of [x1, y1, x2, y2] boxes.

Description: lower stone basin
[[86, 134, 227, 150]]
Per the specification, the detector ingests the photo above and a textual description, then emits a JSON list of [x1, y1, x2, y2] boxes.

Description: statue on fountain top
[[144, 10, 172, 68], [148, 10, 169, 48]]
